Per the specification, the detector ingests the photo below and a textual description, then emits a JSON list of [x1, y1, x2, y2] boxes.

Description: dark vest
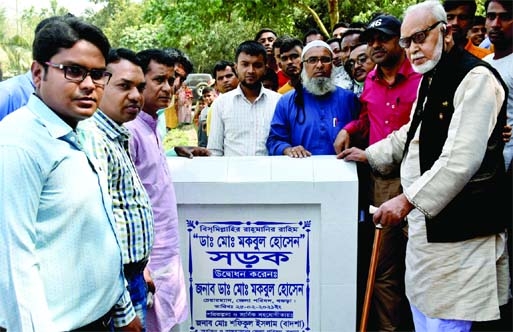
[[405, 46, 509, 242]]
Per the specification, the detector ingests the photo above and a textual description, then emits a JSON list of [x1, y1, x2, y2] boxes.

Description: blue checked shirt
[[79, 111, 154, 265]]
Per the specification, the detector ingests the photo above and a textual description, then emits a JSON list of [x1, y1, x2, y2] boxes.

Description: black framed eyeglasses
[[398, 21, 445, 49], [346, 54, 369, 69], [303, 56, 332, 65], [45, 62, 112, 86], [354, 54, 369, 66]]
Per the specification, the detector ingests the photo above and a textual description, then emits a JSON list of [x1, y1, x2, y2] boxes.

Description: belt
[[71, 309, 112, 331], [123, 258, 149, 278]]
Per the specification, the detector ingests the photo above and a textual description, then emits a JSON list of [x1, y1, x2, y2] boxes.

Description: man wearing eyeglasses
[[341, 1, 509, 331], [336, 14, 421, 332], [443, 0, 492, 58], [0, 18, 141, 331], [266, 40, 360, 157], [0, 14, 74, 121], [344, 43, 375, 97]]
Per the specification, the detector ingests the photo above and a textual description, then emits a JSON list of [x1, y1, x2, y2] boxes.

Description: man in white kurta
[[339, 1, 510, 330]]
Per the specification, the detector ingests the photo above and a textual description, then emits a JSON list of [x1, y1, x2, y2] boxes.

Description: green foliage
[[139, 0, 306, 71], [1, 0, 490, 79], [118, 24, 164, 52], [2, 35, 32, 75]]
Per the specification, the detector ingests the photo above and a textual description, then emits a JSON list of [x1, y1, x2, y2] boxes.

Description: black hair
[[471, 15, 486, 26], [34, 13, 74, 34], [177, 52, 194, 76], [161, 47, 194, 75], [262, 67, 278, 91], [279, 37, 304, 54], [107, 48, 142, 67], [341, 28, 364, 41], [136, 48, 175, 74], [33, 16, 110, 65], [235, 41, 267, 64], [272, 35, 286, 52], [212, 60, 236, 79], [254, 28, 277, 41], [303, 27, 325, 44], [349, 22, 367, 29], [326, 37, 341, 48], [202, 86, 215, 95], [443, 0, 477, 15], [484, 0, 512, 15], [332, 21, 349, 33]]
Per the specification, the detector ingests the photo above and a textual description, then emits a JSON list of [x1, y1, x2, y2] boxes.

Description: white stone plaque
[[168, 156, 358, 332]]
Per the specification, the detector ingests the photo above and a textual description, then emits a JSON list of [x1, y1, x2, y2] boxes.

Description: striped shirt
[[79, 110, 154, 264], [207, 85, 282, 156]]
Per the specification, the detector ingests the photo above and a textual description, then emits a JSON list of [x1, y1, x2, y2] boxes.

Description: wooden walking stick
[[360, 206, 383, 332]]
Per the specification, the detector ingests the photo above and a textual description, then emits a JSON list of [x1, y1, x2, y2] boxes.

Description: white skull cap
[[301, 40, 334, 60]]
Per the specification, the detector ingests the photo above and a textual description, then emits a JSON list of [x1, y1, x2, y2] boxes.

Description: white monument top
[[168, 155, 356, 183], [168, 155, 359, 332]]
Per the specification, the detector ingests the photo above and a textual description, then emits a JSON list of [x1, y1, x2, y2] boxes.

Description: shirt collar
[[27, 94, 74, 139], [370, 56, 418, 85], [234, 83, 268, 103], [138, 110, 158, 132], [93, 110, 130, 142]]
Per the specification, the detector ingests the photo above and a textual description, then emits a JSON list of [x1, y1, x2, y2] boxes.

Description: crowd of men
[[0, 0, 511, 331]]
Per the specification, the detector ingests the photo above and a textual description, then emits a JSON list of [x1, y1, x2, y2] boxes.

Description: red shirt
[[277, 69, 289, 89], [344, 58, 422, 145]]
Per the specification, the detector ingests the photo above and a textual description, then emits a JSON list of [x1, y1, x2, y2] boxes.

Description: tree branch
[[294, 2, 330, 38]]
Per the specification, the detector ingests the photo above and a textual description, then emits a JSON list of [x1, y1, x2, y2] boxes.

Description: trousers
[[367, 173, 412, 331]]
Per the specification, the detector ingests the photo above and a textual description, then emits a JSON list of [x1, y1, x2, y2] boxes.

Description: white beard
[[301, 70, 337, 96], [411, 32, 443, 74]]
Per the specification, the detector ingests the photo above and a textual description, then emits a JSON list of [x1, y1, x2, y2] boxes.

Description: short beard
[[240, 80, 262, 90], [301, 70, 336, 96], [411, 32, 443, 74]]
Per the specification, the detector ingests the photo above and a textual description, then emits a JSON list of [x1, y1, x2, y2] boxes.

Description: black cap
[[361, 15, 401, 42]]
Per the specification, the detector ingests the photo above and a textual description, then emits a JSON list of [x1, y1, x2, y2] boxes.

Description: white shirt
[[207, 85, 282, 156], [484, 52, 513, 170]]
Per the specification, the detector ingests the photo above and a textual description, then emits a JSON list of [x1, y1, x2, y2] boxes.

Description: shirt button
[[385, 120, 389, 124], [386, 102, 390, 106]]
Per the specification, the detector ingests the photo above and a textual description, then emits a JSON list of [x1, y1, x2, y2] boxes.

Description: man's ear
[[442, 23, 453, 44], [31, 61, 43, 89], [443, 23, 452, 36]]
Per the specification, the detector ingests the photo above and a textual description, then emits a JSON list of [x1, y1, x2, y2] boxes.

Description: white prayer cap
[[301, 40, 334, 60]]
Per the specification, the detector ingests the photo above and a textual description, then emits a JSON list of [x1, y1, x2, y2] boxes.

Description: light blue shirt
[[0, 95, 133, 331], [0, 71, 35, 121]]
